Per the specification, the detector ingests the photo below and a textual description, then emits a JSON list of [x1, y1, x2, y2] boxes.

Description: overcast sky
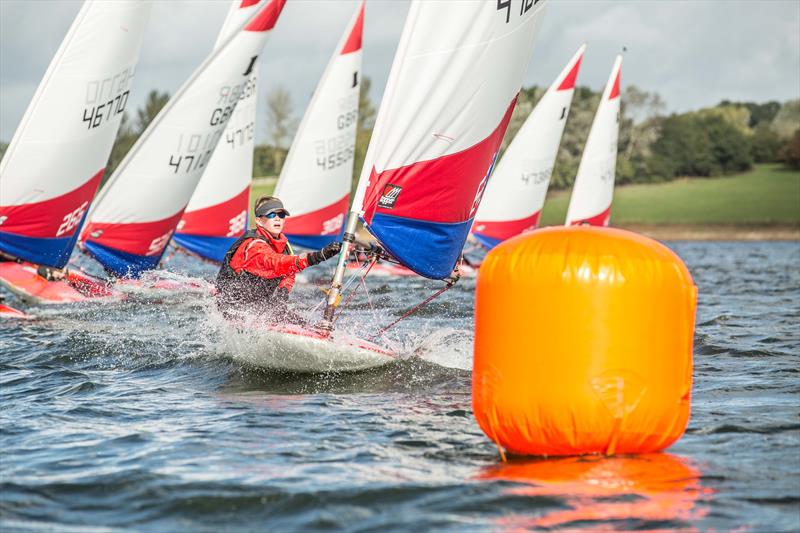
[[1, 0, 798, 143]]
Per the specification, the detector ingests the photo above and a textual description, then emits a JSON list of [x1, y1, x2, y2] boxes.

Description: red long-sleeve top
[[228, 227, 309, 291]]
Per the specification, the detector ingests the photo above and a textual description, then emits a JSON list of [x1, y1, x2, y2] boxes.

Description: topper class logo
[[378, 184, 402, 209]]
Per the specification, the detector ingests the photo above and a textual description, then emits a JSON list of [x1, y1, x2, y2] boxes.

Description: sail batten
[[352, 0, 548, 279]]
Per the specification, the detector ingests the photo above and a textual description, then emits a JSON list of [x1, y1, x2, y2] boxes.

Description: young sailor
[[216, 196, 341, 319]]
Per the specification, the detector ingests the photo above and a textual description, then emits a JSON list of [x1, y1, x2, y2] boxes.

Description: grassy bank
[[248, 165, 799, 238], [540, 164, 800, 226]]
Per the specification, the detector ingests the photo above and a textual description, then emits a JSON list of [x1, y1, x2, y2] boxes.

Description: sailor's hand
[[307, 242, 342, 266], [320, 241, 342, 261]]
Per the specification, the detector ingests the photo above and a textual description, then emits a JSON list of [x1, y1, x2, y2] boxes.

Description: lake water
[[1, 241, 798, 531]]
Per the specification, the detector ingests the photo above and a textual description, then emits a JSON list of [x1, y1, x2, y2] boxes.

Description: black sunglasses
[[264, 211, 287, 219]]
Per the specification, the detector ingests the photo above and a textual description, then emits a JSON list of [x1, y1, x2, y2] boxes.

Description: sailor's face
[[258, 213, 286, 236]]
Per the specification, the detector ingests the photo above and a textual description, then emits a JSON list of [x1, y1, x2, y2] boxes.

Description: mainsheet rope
[[368, 281, 456, 341]]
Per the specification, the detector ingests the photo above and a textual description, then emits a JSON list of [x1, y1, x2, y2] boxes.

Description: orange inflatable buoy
[[473, 226, 697, 457]]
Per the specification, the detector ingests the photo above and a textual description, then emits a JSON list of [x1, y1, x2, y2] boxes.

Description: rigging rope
[[331, 255, 377, 326], [369, 281, 456, 341]]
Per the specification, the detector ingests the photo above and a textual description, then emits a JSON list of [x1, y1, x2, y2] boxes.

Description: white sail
[[173, 0, 264, 262], [473, 43, 586, 248], [81, 0, 286, 277], [349, 0, 548, 279], [274, 1, 364, 249], [565, 55, 622, 227], [0, 0, 151, 268]]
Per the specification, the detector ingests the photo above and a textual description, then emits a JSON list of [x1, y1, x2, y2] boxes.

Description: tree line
[[505, 86, 800, 189], [1, 82, 797, 188]]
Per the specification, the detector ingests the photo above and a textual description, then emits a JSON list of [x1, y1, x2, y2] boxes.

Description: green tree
[[771, 100, 800, 138], [750, 122, 784, 163], [265, 85, 294, 173], [702, 113, 752, 173], [253, 143, 286, 177], [623, 85, 666, 125], [719, 100, 781, 128], [649, 112, 753, 178], [103, 90, 170, 182], [650, 113, 717, 178], [104, 111, 136, 182], [353, 76, 376, 188], [778, 128, 800, 170], [697, 105, 751, 135], [136, 90, 170, 134]]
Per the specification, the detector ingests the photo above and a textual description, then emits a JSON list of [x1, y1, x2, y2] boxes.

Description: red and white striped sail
[[0, 0, 151, 269], [565, 55, 622, 227], [173, 0, 263, 263], [351, 0, 548, 279], [274, 1, 364, 250], [81, 0, 286, 277], [472, 44, 585, 248]]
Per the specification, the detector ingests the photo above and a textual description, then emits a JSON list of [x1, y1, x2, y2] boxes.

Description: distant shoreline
[[611, 223, 800, 241]]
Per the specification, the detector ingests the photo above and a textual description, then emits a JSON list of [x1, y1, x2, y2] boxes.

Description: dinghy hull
[[223, 321, 396, 373], [0, 261, 116, 304]]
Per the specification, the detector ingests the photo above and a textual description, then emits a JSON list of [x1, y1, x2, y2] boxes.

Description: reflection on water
[[480, 454, 711, 531]]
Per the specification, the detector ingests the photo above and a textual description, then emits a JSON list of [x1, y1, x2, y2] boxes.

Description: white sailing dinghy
[[234, 0, 549, 372], [274, 1, 364, 250], [0, 0, 151, 304], [472, 44, 586, 249], [172, 0, 264, 263], [565, 55, 622, 227], [80, 0, 286, 277]]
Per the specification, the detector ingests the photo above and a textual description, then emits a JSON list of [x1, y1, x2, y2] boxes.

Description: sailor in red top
[[216, 196, 340, 318]]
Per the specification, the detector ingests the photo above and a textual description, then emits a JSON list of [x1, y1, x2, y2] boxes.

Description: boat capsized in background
[[172, 0, 264, 263], [352, 0, 548, 279], [565, 55, 622, 227], [0, 0, 151, 268], [472, 43, 586, 249], [81, 0, 286, 277], [275, 1, 365, 250]]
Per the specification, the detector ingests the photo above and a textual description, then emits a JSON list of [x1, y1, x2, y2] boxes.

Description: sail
[[274, 1, 364, 250], [565, 55, 622, 227], [0, 0, 151, 268], [172, 0, 263, 262], [351, 0, 547, 279], [472, 44, 586, 249], [81, 0, 286, 277]]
